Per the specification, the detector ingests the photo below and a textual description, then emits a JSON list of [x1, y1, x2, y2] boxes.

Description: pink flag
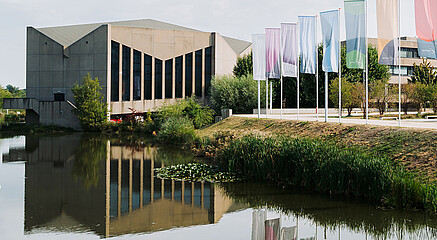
[[415, 0, 437, 58], [266, 28, 281, 79], [415, 0, 437, 42]]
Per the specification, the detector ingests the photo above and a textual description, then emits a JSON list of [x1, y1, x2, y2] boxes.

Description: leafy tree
[[329, 77, 358, 116], [410, 58, 437, 85], [0, 86, 12, 109], [370, 78, 394, 115], [211, 74, 266, 114], [233, 52, 253, 78], [72, 73, 108, 131]]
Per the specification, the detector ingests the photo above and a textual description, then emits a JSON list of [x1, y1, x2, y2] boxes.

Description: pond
[[0, 134, 436, 240]]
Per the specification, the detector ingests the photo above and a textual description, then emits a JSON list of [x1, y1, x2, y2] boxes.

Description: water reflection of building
[[3, 135, 233, 238]]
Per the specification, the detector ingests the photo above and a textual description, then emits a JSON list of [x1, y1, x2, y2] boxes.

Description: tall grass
[[216, 135, 437, 213]]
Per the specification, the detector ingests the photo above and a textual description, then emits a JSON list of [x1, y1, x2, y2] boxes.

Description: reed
[[216, 135, 437, 213]]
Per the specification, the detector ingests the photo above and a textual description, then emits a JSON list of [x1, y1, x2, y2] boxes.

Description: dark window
[[175, 56, 183, 98], [185, 53, 193, 97], [401, 47, 419, 58], [133, 50, 141, 100], [165, 59, 173, 99], [155, 59, 162, 99], [144, 54, 152, 100], [195, 50, 202, 97], [111, 41, 119, 101], [54, 92, 65, 101], [204, 47, 212, 96], [122, 45, 131, 101]]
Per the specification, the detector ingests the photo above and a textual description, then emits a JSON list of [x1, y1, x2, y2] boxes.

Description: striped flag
[[298, 16, 317, 74], [252, 34, 266, 80], [415, 0, 437, 59], [345, 0, 366, 69], [281, 23, 298, 77], [376, 0, 398, 65], [320, 10, 340, 73], [266, 28, 281, 79]]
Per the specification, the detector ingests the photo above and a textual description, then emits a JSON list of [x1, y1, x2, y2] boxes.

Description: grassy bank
[[197, 117, 437, 181], [215, 135, 437, 212], [193, 116, 437, 213]]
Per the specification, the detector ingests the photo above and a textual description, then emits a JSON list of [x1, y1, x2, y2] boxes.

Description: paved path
[[234, 111, 437, 130]]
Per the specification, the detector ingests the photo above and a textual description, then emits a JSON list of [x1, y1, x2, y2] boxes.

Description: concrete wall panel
[[39, 71, 53, 88], [27, 27, 40, 55], [52, 71, 64, 88], [27, 72, 40, 88], [27, 55, 40, 72], [93, 54, 107, 71], [80, 54, 94, 71]]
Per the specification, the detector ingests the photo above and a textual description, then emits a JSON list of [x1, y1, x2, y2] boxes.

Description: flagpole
[[325, 72, 328, 122], [258, 80, 261, 118], [280, 25, 283, 120], [338, 8, 342, 123], [266, 79, 269, 118], [316, 15, 319, 121], [270, 81, 273, 114], [297, 22, 300, 121], [365, 0, 369, 125], [398, 0, 401, 126]]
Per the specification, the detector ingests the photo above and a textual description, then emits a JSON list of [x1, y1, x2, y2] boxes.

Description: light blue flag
[[345, 0, 366, 69], [252, 34, 266, 80], [320, 10, 340, 73], [298, 16, 316, 74]]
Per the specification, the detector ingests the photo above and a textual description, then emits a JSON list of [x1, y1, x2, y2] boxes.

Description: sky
[[0, 0, 417, 89]]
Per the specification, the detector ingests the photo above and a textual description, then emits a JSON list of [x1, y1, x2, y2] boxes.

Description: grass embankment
[[196, 117, 437, 213]]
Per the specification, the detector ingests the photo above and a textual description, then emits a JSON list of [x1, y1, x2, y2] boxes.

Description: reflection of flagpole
[[398, 0, 401, 126], [338, 8, 342, 123], [365, 0, 369, 125], [280, 25, 283, 120], [316, 15, 319, 121]]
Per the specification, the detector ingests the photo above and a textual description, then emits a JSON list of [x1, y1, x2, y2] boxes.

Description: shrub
[[157, 117, 197, 147], [211, 74, 266, 114], [157, 96, 214, 129]]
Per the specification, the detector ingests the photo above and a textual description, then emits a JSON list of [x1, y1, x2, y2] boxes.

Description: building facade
[[4, 19, 251, 130], [368, 37, 437, 84]]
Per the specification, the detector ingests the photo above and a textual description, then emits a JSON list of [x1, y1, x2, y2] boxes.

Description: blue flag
[[345, 0, 366, 69], [320, 10, 340, 73], [298, 16, 316, 74]]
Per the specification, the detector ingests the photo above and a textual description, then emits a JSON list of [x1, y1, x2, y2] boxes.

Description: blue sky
[[0, 0, 416, 89]]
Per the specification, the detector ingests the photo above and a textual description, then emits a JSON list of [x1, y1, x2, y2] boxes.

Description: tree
[[370, 78, 393, 115], [329, 77, 357, 116], [0, 86, 12, 109], [410, 58, 437, 85], [211, 74, 266, 114], [233, 52, 253, 78], [72, 73, 108, 131]]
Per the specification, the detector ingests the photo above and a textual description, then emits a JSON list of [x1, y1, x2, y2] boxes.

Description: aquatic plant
[[155, 163, 243, 183]]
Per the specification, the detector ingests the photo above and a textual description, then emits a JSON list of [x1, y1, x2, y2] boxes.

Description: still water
[[0, 134, 437, 240]]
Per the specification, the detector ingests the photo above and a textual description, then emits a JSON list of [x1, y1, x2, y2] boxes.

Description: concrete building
[[4, 19, 252, 130]]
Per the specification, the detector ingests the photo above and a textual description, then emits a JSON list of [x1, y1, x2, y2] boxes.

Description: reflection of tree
[[220, 183, 437, 239], [72, 135, 107, 189]]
